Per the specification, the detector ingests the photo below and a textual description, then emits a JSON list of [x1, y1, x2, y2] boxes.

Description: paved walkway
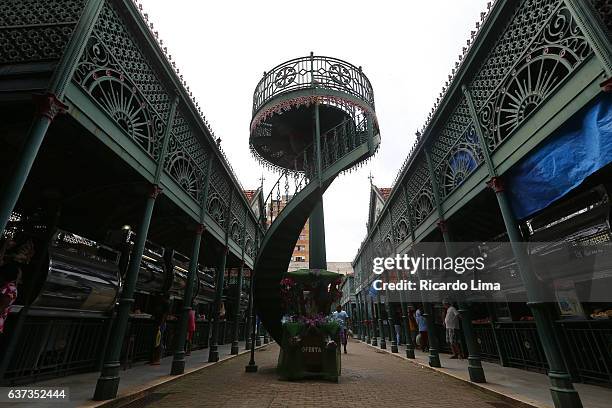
[[365, 340, 611, 408], [6, 342, 261, 408], [123, 340, 515, 408]]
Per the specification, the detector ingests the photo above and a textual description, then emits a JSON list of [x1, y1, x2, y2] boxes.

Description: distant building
[[268, 195, 310, 264]]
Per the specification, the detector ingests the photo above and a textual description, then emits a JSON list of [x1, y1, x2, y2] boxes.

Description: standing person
[[443, 300, 461, 359], [0, 240, 34, 336], [150, 295, 170, 365], [415, 306, 428, 352], [408, 308, 418, 347], [393, 307, 402, 345], [186, 303, 196, 356], [332, 304, 350, 354]]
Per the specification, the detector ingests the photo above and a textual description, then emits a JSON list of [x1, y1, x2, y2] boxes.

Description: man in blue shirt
[[332, 305, 350, 354]]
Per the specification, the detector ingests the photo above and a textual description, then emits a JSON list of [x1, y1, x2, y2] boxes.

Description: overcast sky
[[142, 0, 490, 262]]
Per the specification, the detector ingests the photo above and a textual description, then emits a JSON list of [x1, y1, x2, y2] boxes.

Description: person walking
[[332, 304, 350, 354], [443, 300, 461, 359], [415, 306, 428, 352]]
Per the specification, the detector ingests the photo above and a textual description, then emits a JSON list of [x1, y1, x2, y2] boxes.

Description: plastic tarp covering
[[507, 94, 612, 219]]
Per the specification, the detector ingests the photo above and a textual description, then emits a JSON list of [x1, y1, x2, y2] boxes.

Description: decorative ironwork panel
[[590, 0, 612, 35], [379, 212, 393, 254], [89, 1, 171, 119], [404, 155, 434, 230], [437, 124, 484, 199], [244, 216, 257, 259], [428, 97, 484, 199], [468, 0, 561, 111], [390, 193, 410, 245], [0, 0, 84, 64], [207, 158, 231, 229], [164, 110, 209, 201], [229, 190, 246, 246], [477, 2, 592, 151], [73, 2, 178, 160]]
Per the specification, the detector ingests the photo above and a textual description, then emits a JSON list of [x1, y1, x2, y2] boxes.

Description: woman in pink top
[[186, 306, 196, 355]]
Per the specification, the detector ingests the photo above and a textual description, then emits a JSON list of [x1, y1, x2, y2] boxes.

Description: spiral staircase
[[250, 55, 380, 342]]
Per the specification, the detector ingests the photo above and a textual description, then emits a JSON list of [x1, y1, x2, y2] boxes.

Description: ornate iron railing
[[252, 55, 375, 115], [321, 117, 368, 171], [263, 169, 311, 227]]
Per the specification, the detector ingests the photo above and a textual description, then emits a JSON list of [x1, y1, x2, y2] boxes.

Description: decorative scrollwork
[[412, 191, 434, 227], [395, 218, 410, 243], [230, 220, 242, 244], [478, 4, 591, 150], [329, 64, 352, 85], [207, 194, 225, 227], [165, 144, 202, 200], [443, 149, 477, 194], [274, 66, 297, 88]]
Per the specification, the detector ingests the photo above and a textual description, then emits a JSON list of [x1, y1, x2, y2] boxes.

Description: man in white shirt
[[443, 300, 461, 359], [332, 305, 350, 354]]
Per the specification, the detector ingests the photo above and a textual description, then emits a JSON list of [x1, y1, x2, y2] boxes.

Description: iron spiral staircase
[[250, 54, 380, 342]]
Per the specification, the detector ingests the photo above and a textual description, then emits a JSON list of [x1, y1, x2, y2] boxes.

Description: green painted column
[[208, 246, 229, 362], [363, 291, 371, 343], [385, 291, 398, 353], [399, 278, 415, 359], [309, 98, 327, 270], [231, 260, 245, 355], [245, 270, 252, 350], [377, 292, 386, 350], [387, 208, 415, 358], [357, 293, 364, 341], [463, 85, 582, 408], [402, 185, 441, 367], [0, 0, 104, 236], [370, 297, 378, 346], [425, 150, 486, 382], [170, 224, 204, 375], [94, 184, 160, 400], [309, 198, 327, 269], [94, 93, 179, 400]]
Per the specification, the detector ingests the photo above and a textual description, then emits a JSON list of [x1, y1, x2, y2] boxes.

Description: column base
[[93, 373, 120, 401], [371, 338, 378, 346], [467, 360, 486, 383], [263, 335, 269, 344], [245, 363, 258, 373], [208, 345, 219, 362], [379, 338, 386, 349], [256, 337, 262, 346], [170, 359, 185, 376], [428, 351, 441, 368], [405, 346, 415, 359], [391, 342, 398, 353], [549, 371, 583, 408], [230, 341, 239, 355], [245, 338, 251, 350]]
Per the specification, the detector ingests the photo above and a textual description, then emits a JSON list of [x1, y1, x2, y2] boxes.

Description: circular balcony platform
[[249, 55, 378, 172]]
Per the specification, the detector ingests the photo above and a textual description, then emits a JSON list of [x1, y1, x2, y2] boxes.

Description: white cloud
[[141, 0, 490, 261]]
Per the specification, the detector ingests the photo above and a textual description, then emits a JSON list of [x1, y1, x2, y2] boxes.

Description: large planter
[[277, 322, 340, 382]]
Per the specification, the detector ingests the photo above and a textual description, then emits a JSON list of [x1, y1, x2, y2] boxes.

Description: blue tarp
[[507, 94, 612, 219]]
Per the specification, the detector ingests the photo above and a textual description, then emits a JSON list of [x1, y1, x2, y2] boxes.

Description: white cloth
[[444, 305, 460, 329]]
